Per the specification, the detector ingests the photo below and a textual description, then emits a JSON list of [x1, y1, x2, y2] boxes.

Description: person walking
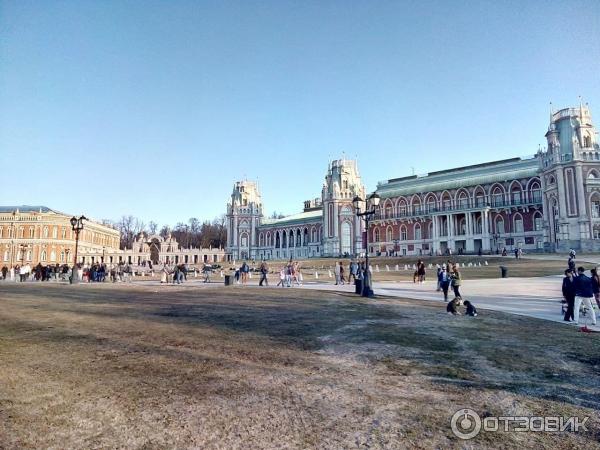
[[438, 265, 451, 301], [259, 261, 269, 286], [276, 266, 285, 287], [592, 268, 600, 310], [450, 264, 462, 299], [562, 269, 576, 322], [339, 262, 346, 285], [573, 267, 597, 326], [417, 260, 426, 283]]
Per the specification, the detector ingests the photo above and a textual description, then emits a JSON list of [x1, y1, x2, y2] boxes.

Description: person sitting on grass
[[446, 297, 462, 315], [464, 300, 478, 317]]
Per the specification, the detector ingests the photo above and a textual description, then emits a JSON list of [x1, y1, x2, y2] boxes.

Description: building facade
[[0, 206, 120, 267], [226, 103, 600, 258], [226, 159, 365, 261]]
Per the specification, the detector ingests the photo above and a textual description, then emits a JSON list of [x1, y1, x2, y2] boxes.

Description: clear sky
[[1, 0, 599, 227]]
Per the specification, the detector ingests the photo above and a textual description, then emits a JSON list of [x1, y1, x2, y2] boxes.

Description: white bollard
[[328, 270, 333, 278], [404, 264, 408, 270], [386, 265, 390, 271], [220, 270, 224, 278], [428, 263, 433, 269], [194, 271, 198, 278], [315, 271, 318, 279], [412, 264, 416, 270], [485, 261, 488, 266], [478, 262, 482, 267], [375, 264, 380, 272], [248, 272, 252, 279], [395, 264, 399, 271]]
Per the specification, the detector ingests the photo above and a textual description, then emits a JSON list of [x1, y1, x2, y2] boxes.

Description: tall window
[[414, 224, 421, 240], [341, 222, 352, 255], [29, 227, 34, 238], [534, 214, 543, 231], [373, 228, 380, 242], [398, 201, 407, 216], [514, 215, 524, 233], [492, 188, 504, 207], [400, 226, 407, 241], [475, 193, 485, 207], [511, 190, 521, 205], [496, 217, 505, 234], [43, 227, 49, 238], [386, 226, 393, 242], [62, 228, 67, 239], [592, 201, 600, 218], [52, 227, 58, 238], [457, 193, 468, 209]]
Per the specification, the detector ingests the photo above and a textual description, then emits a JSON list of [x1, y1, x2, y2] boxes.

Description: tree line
[[110, 216, 227, 250]]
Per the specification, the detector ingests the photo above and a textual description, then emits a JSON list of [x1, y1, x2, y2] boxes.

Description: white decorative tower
[[321, 159, 366, 257], [226, 181, 263, 261], [539, 101, 599, 251]]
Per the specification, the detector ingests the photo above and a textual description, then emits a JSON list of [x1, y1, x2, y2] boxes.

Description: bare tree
[[148, 221, 158, 235], [116, 215, 146, 249], [159, 225, 171, 239]]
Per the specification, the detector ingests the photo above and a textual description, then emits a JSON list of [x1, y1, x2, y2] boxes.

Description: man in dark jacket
[[574, 267, 597, 326], [562, 269, 576, 322]]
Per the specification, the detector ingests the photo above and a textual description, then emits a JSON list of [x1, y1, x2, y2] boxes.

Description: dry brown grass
[[0, 283, 599, 449]]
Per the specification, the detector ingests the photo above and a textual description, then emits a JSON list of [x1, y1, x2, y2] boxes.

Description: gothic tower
[[321, 159, 366, 257], [539, 101, 600, 251], [226, 180, 263, 261]]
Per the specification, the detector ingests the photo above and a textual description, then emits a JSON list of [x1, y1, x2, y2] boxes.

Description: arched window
[[412, 198, 422, 215], [259, 233, 264, 247], [457, 191, 469, 209], [19, 227, 24, 238], [475, 216, 482, 234], [384, 201, 394, 219], [458, 218, 466, 235], [591, 194, 600, 218], [41, 250, 47, 262], [428, 222, 433, 239], [397, 199, 408, 216], [588, 170, 599, 179], [495, 216, 505, 234], [43, 227, 49, 238], [492, 186, 504, 207], [529, 181, 542, 203], [373, 228, 380, 242], [60, 251, 65, 262], [296, 229, 302, 247], [441, 193, 452, 211], [426, 195, 436, 213], [289, 230, 295, 247], [311, 228, 316, 243], [303, 228, 309, 246], [513, 214, 524, 233], [52, 227, 58, 238], [533, 212, 543, 231], [414, 223, 421, 240], [594, 225, 600, 240], [3, 250, 8, 261], [400, 225, 407, 241], [584, 135, 592, 148], [282, 231, 287, 248], [474, 187, 486, 207], [386, 226, 393, 242], [50, 250, 56, 261], [510, 183, 522, 205]]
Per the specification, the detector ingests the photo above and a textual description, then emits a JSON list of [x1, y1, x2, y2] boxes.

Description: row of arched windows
[[378, 180, 542, 219], [372, 211, 544, 242], [258, 227, 322, 248]]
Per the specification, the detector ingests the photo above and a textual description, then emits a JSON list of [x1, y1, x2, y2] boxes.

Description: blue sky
[[1, 0, 599, 226]]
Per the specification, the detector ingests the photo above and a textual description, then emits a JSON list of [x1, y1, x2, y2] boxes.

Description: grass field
[[1, 283, 599, 449]]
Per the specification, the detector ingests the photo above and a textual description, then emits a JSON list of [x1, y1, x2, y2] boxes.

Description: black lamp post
[[69, 215, 87, 284], [353, 192, 381, 297]]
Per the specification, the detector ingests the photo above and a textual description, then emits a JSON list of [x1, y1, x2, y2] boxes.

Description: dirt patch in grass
[[0, 282, 599, 449]]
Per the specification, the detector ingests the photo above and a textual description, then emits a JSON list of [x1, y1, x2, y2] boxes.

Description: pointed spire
[[579, 95, 584, 118]]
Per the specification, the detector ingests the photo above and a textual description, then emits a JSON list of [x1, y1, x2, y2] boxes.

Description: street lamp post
[[69, 215, 87, 284], [353, 192, 381, 297]]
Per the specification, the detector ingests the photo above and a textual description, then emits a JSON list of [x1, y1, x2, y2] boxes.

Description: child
[[464, 300, 478, 317], [446, 297, 462, 315]]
